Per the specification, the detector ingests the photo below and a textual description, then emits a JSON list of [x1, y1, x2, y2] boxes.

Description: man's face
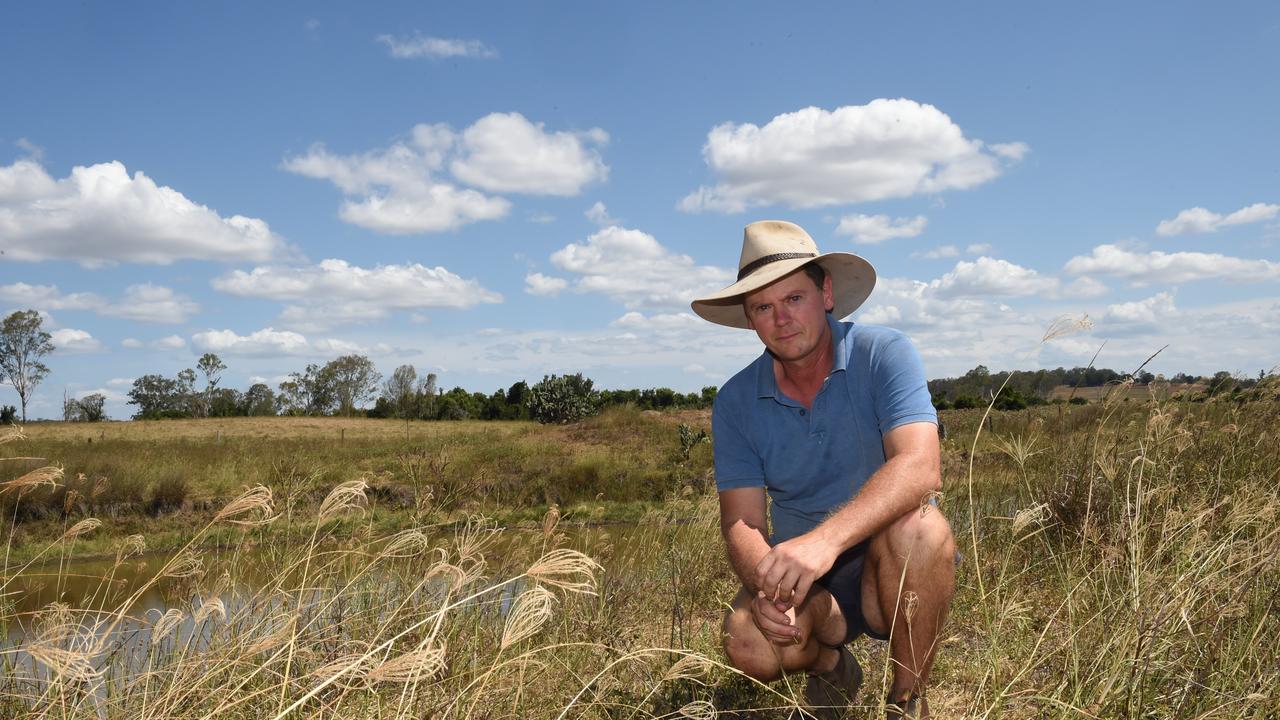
[[742, 268, 834, 363]]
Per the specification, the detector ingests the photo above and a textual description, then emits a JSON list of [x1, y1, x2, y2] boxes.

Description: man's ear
[[822, 274, 835, 312]]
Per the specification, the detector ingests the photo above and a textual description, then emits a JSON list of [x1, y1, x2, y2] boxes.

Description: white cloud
[[283, 113, 607, 233], [528, 212, 556, 224], [99, 284, 199, 323], [911, 245, 959, 260], [1061, 277, 1109, 299], [1156, 202, 1279, 236], [989, 142, 1031, 162], [549, 225, 734, 309], [0, 283, 99, 310], [121, 338, 143, 349], [106, 377, 134, 387], [0, 159, 286, 266], [213, 259, 501, 330], [679, 99, 1027, 212], [612, 311, 709, 333], [50, 328, 104, 353], [450, 113, 608, 195], [834, 214, 927, 244], [930, 257, 1059, 299], [966, 243, 993, 255], [152, 335, 186, 350], [1064, 244, 1280, 284], [191, 327, 362, 357], [1103, 291, 1178, 325], [584, 201, 618, 226], [282, 129, 509, 234], [1, 282, 198, 323], [525, 272, 568, 297], [376, 34, 497, 59]]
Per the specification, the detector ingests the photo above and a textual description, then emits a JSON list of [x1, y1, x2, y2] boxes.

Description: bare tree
[[0, 310, 54, 422]]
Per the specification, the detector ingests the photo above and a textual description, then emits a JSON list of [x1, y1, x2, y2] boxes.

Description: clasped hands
[[748, 532, 839, 646]]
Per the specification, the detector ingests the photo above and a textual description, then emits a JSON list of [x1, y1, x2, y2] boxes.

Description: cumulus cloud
[[525, 272, 568, 297], [679, 99, 1027, 212], [121, 338, 143, 349], [1061, 277, 1109, 299], [191, 327, 361, 357], [548, 225, 734, 309], [282, 129, 508, 234], [152, 335, 186, 350], [1156, 202, 1279, 236], [1064, 245, 1280, 284], [0, 282, 198, 323], [834, 214, 927, 244], [376, 34, 497, 59], [911, 245, 959, 260], [213, 259, 501, 330], [584, 201, 618, 226], [100, 284, 199, 323], [929, 257, 1059, 299], [0, 283, 99, 310], [1103, 291, 1178, 325], [0, 159, 286, 266], [284, 113, 607, 233], [450, 113, 608, 195], [50, 328, 104, 353]]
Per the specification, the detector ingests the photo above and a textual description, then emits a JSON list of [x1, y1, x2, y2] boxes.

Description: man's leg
[[860, 505, 956, 708], [722, 586, 846, 681]]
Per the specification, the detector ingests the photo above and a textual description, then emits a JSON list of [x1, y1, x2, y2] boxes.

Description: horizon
[[2, 2, 1278, 420]]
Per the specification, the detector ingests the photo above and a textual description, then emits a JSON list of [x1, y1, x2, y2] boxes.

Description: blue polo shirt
[[711, 316, 937, 543]]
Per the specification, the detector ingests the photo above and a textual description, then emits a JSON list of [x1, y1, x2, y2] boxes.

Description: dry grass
[[0, 391, 1277, 718]]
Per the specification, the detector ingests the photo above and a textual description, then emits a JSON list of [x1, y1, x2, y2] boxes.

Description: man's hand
[[749, 591, 801, 646], [753, 531, 840, 608]]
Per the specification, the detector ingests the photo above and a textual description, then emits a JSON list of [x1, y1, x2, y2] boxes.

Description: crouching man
[[691, 221, 957, 719]]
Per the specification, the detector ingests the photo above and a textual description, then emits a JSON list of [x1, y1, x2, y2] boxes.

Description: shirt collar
[[754, 314, 850, 399]]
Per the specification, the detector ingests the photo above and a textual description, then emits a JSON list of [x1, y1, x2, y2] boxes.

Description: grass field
[[0, 392, 1277, 719]]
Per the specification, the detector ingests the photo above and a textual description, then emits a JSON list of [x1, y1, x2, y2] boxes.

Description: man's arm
[[718, 486, 771, 593], [719, 486, 805, 645], [754, 421, 941, 607]]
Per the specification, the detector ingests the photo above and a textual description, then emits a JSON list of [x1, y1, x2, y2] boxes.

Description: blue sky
[[2, 1, 1278, 419]]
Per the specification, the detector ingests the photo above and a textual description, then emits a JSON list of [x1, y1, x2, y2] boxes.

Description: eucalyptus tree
[[0, 310, 54, 422]]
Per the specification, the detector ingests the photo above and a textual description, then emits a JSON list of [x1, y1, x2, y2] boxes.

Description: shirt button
[[799, 409, 806, 416]]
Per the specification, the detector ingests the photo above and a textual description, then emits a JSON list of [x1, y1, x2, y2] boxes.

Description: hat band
[[736, 252, 816, 281]]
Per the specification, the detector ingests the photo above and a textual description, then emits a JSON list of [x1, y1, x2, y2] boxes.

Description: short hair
[[801, 262, 826, 290], [740, 263, 829, 317]]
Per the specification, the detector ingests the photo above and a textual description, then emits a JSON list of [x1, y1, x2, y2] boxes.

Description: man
[[691, 221, 956, 719]]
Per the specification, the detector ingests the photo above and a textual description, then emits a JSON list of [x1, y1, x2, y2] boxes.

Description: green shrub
[[527, 373, 600, 424]]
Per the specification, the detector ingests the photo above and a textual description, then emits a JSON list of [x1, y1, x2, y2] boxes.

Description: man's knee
[[871, 504, 956, 569], [722, 605, 784, 681], [722, 598, 822, 681]]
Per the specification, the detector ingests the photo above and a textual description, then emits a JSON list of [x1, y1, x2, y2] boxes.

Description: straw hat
[[691, 220, 876, 329]]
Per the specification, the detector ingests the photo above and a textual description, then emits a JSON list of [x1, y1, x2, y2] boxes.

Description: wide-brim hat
[[691, 220, 876, 329]]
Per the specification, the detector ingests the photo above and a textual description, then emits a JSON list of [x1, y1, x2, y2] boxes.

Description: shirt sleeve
[[711, 392, 765, 491], [871, 331, 938, 434]]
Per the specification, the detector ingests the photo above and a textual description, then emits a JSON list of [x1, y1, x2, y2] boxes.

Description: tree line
[[4, 306, 1273, 423], [927, 364, 1276, 410], [121, 353, 717, 424]]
